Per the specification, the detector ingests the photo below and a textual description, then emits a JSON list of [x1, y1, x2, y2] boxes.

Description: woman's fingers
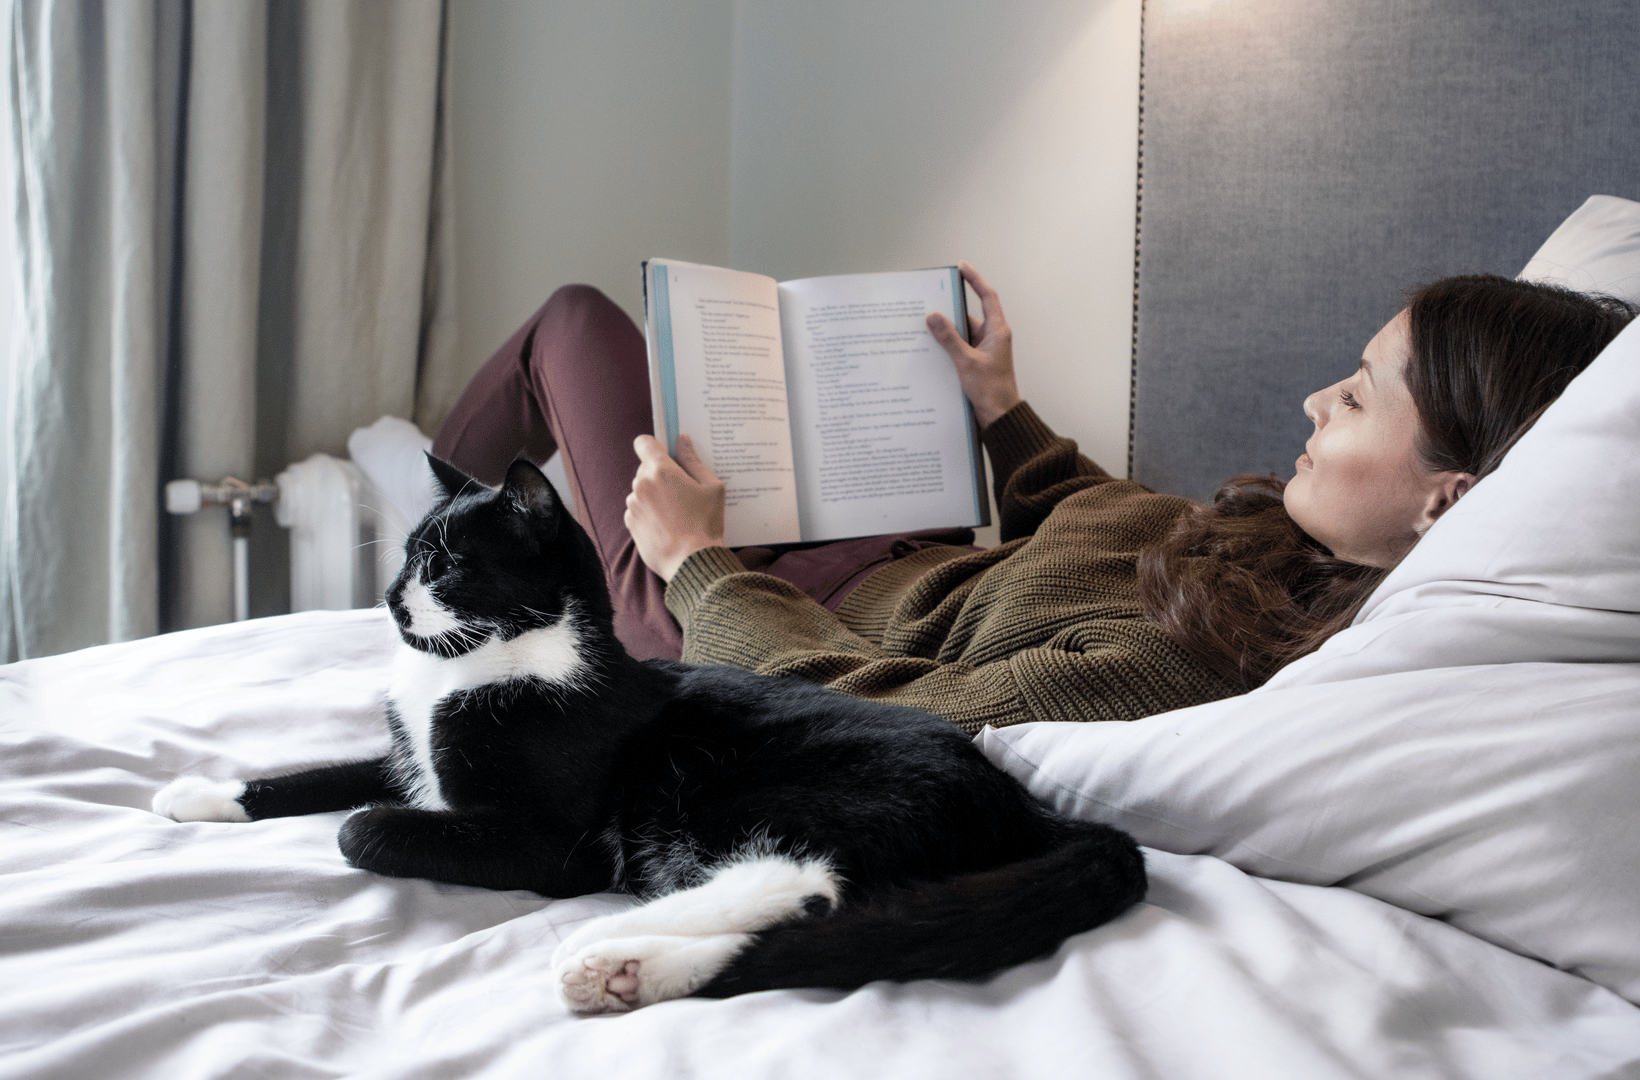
[[957, 260, 1008, 340], [625, 434, 726, 582], [929, 262, 1020, 429], [958, 260, 1002, 313], [673, 433, 722, 487]]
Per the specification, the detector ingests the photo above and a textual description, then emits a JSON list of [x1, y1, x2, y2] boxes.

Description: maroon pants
[[432, 285, 973, 660]]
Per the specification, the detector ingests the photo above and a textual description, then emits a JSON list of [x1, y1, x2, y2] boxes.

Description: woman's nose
[[1303, 388, 1325, 426]]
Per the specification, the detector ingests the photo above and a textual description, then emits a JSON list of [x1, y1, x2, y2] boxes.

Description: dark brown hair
[[1140, 274, 1636, 691]]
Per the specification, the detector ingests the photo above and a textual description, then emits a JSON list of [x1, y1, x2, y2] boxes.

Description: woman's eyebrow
[[1359, 359, 1376, 386]]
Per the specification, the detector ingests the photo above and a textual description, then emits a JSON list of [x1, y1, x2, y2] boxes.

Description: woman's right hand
[[625, 433, 726, 583], [926, 260, 1022, 429]]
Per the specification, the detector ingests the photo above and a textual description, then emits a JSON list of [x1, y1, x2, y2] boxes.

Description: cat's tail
[[694, 819, 1146, 999]]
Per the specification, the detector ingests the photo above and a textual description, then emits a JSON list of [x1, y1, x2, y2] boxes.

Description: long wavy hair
[[1139, 275, 1636, 691]]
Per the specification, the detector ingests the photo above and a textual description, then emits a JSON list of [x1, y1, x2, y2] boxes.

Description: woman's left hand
[[926, 260, 1021, 429], [625, 433, 726, 582]]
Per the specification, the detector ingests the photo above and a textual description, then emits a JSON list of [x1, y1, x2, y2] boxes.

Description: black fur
[[230, 455, 1147, 999]]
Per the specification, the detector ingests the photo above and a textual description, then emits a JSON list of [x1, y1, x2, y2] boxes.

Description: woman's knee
[[540, 283, 625, 326]]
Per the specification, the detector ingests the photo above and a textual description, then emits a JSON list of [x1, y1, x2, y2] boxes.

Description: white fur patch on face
[[388, 615, 590, 811], [398, 576, 466, 641], [551, 852, 839, 1013]]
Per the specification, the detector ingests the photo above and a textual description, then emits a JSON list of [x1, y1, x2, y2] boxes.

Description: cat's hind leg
[[553, 852, 840, 1014], [557, 934, 753, 1014]]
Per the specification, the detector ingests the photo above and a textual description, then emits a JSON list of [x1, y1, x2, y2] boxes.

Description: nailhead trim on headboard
[[1127, 0, 1146, 481]]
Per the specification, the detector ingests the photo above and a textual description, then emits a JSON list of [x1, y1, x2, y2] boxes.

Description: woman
[[432, 264, 1634, 733]]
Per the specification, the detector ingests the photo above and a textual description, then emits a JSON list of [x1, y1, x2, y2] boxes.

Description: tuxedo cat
[[154, 456, 1146, 1013]]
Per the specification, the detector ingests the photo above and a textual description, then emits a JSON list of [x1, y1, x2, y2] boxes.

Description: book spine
[[650, 262, 681, 454], [950, 266, 990, 527]]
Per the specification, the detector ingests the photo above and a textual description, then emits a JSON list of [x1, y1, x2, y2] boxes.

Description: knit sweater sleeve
[[666, 553, 1229, 734], [664, 550, 1233, 736], [661, 401, 1234, 733], [981, 401, 1118, 542]]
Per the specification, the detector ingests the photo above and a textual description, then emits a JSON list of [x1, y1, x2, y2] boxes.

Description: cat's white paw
[[557, 948, 641, 1014], [555, 933, 750, 1014], [152, 776, 250, 822]]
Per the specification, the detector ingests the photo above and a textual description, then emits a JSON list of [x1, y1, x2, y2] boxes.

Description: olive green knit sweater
[[664, 402, 1241, 735]]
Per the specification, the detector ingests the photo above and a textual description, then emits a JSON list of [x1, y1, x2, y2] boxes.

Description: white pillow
[[980, 198, 1640, 1003], [980, 662, 1640, 1001], [1518, 194, 1640, 302]]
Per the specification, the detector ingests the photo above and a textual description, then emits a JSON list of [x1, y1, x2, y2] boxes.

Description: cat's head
[[384, 455, 615, 658]]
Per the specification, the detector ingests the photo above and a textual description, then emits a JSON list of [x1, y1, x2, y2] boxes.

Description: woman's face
[[1284, 311, 1468, 567]]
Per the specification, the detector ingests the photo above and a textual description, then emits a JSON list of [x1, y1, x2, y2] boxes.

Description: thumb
[[926, 310, 957, 343], [926, 311, 973, 360], [632, 433, 668, 464], [675, 433, 720, 485]]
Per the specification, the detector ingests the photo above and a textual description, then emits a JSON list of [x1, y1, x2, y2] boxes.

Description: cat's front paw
[[153, 776, 251, 822], [336, 806, 388, 868]]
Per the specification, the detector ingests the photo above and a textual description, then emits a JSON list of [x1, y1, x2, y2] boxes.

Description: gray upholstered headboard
[[1131, 0, 1640, 501]]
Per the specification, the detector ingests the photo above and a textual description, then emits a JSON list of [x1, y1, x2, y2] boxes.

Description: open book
[[642, 259, 989, 547]]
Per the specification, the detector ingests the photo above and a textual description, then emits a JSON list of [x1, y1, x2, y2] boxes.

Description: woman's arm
[[927, 262, 1118, 539], [666, 553, 1235, 734]]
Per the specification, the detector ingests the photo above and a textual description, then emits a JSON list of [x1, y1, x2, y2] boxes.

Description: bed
[[2, 196, 1638, 1079]]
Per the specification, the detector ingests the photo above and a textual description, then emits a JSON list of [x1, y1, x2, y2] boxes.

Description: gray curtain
[[3, 0, 456, 660]]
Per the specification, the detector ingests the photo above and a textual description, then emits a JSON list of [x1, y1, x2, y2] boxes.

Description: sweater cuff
[[664, 546, 748, 625], [981, 401, 1064, 485]]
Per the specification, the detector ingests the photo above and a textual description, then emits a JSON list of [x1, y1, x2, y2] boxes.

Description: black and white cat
[[154, 456, 1146, 1013]]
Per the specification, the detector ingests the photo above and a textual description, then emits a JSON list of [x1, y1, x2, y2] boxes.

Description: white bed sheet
[[3, 610, 1638, 1080]]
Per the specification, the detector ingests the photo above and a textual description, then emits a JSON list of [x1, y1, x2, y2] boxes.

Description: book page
[[777, 268, 984, 541], [644, 259, 801, 547]]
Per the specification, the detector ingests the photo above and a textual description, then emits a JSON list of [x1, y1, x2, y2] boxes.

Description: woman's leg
[[433, 285, 683, 660]]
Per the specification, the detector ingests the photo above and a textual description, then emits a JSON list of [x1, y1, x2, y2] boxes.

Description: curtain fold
[[4, 0, 454, 660]]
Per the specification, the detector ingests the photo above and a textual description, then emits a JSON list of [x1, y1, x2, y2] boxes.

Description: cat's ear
[[425, 452, 475, 501], [501, 458, 561, 522]]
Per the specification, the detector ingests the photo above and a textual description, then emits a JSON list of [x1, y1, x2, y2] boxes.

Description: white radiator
[[274, 454, 379, 613], [166, 417, 569, 624], [167, 416, 433, 622]]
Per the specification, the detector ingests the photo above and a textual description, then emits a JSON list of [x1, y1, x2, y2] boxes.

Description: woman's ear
[[1421, 472, 1477, 526]]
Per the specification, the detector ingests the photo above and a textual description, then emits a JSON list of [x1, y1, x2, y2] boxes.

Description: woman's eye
[[1339, 390, 1362, 410]]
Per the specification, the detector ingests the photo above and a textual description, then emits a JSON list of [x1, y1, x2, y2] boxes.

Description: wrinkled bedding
[[3, 609, 1637, 1080]]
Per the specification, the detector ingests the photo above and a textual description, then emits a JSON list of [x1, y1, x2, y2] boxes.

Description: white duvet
[[3, 609, 1638, 1080]]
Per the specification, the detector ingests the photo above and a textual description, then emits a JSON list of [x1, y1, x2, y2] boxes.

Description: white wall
[[451, 0, 734, 373], [451, 0, 1142, 498], [729, 0, 1142, 478]]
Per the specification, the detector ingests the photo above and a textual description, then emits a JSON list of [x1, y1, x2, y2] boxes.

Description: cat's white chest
[[387, 619, 588, 811]]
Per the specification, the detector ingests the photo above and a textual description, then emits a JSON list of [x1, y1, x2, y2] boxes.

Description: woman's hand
[[625, 433, 726, 583], [926, 260, 1022, 429]]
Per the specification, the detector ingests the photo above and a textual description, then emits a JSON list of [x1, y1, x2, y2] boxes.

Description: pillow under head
[[981, 194, 1640, 1004]]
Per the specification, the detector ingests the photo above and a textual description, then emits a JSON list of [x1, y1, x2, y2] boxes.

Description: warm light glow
[[1167, 0, 1251, 16]]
